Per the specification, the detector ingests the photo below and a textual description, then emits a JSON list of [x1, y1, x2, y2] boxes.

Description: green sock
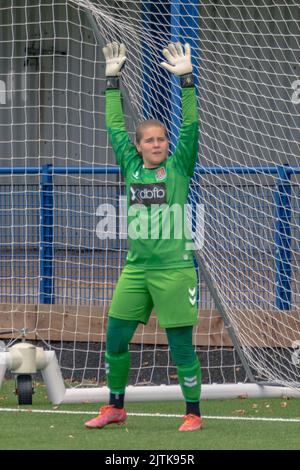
[[177, 360, 201, 402], [105, 351, 130, 394]]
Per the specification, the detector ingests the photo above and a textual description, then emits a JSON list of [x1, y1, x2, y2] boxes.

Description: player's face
[[136, 126, 169, 169]]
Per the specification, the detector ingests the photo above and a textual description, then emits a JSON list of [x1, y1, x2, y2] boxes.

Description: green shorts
[[109, 265, 198, 328]]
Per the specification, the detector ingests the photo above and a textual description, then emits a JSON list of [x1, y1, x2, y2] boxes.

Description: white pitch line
[[0, 407, 300, 423]]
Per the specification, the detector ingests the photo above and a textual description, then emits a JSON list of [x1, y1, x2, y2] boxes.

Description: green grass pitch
[[1, 379, 300, 450]]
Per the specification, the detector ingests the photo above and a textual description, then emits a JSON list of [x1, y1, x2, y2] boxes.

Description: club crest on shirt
[[155, 167, 166, 181]]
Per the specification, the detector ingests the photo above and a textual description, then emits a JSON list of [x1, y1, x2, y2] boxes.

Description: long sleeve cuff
[[180, 73, 194, 88], [106, 77, 120, 89]]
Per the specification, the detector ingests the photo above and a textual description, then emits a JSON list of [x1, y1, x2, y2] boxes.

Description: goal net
[[0, 0, 300, 401]]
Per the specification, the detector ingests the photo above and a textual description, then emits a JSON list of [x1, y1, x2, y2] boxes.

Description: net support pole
[[140, 1, 200, 150], [172, 1, 201, 264], [39, 164, 54, 304], [274, 165, 292, 310], [170, 0, 199, 152], [195, 250, 256, 383], [141, 1, 171, 124]]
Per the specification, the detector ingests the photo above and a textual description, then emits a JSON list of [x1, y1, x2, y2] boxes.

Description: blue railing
[[0, 164, 299, 309]]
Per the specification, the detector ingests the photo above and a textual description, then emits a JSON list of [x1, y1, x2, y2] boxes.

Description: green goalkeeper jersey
[[106, 86, 199, 269]]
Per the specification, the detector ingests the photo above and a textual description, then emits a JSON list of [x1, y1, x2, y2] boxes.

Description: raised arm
[[103, 42, 139, 175], [161, 43, 199, 176]]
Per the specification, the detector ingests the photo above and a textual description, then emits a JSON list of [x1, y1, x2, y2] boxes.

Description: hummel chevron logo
[[189, 287, 196, 306], [184, 375, 197, 388]]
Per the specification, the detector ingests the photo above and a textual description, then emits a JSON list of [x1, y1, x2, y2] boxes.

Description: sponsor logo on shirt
[[129, 183, 166, 206]]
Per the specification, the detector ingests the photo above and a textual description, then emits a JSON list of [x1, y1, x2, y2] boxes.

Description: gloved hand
[[160, 42, 192, 76], [102, 42, 126, 77]]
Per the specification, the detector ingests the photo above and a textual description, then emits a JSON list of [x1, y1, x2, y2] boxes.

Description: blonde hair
[[135, 119, 169, 144]]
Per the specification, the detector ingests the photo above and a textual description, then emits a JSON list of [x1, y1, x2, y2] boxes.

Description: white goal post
[[0, 0, 300, 403]]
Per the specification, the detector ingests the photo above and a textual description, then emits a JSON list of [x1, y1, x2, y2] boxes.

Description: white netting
[[0, 0, 299, 393]]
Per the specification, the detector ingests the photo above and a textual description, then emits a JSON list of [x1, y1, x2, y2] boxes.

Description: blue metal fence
[[0, 164, 299, 309]]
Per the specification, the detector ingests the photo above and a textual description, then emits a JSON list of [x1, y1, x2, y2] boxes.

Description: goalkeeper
[[85, 41, 202, 432]]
